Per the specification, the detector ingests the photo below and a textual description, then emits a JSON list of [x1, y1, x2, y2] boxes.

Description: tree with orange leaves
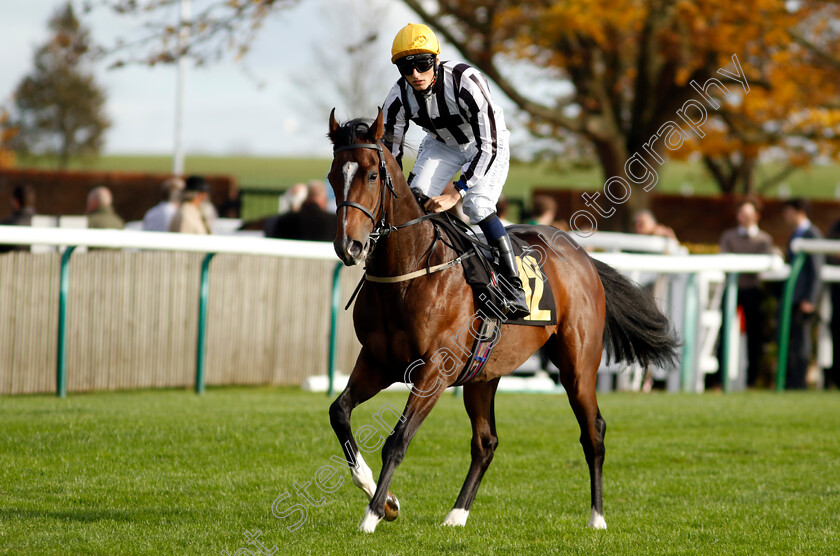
[[401, 0, 840, 208], [680, 8, 840, 195], [93, 1, 840, 205]]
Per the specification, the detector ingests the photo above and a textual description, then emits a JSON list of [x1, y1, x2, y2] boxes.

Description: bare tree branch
[[86, 0, 300, 67], [757, 164, 797, 194]]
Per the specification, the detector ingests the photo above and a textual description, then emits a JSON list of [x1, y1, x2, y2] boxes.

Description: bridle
[[332, 138, 478, 307], [334, 142, 396, 231], [333, 141, 435, 246]]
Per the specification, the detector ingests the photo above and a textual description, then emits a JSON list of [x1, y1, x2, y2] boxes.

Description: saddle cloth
[[431, 215, 556, 327]]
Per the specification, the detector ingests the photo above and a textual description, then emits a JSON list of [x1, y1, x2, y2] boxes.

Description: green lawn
[[1, 388, 837, 555], [18, 154, 840, 202]]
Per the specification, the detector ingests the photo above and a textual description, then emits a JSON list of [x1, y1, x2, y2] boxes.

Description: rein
[[334, 140, 472, 309]]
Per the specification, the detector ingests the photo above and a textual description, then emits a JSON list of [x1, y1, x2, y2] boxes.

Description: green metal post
[[680, 273, 699, 392], [56, 246, 76, 398], [777, 252, 807, 392], [195, 253, 216, 395], [327, 262, 343, 397], [720, 272, 739, 392]]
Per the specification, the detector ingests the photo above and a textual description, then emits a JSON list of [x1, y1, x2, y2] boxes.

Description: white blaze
[[341, 161, 359, 232], [342, 161, 359, 199]]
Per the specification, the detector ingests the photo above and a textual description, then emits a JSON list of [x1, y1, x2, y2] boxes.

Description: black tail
[[592, 258, 681, 368]]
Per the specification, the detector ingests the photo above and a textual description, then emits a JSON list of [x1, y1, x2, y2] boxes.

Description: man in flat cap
[[169, 175, 210, 234]]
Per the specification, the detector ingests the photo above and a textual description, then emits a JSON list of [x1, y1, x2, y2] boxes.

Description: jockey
[[383, 23, 530, 319]]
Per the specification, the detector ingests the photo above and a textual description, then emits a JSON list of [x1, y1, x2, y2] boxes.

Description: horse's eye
[[369, 172, 378, 182]]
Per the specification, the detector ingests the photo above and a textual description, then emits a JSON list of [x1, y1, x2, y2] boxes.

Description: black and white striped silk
[[382, 61, 507, 191]]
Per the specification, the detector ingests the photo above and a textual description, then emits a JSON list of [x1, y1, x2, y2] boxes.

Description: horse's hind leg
[[443, 377, 501, 527], [548, 333, 608, 529]]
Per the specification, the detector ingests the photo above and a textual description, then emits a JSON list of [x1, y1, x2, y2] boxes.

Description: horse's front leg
[[360, 373, 446, 533], [329, 350, 392, 510]]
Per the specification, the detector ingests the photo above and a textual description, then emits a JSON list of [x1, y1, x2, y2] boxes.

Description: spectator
[[86, 186, 124, 229], [633, 209, 677, 241], [308, 180, 334, 213], [717, 199, 775, 388], [264, 183, 308, 237], [142, 177, 184, 232], [496, 196, 514, 227], [528, 195, 557, 226], [279, 183, 308, 215], [200, 194, 219, 234], [782, 198, 824, 390], [320, 178, 338, 213], [268, 181, 336, 241], [0, 184, 36, 253], [169, 175, 211, 235]]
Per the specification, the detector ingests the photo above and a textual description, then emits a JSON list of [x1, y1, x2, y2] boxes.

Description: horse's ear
[[373, 107, 385, 141], [329, 108, 339, 137]]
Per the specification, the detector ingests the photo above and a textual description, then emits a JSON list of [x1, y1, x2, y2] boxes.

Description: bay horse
[[327, 109, 679, 533]]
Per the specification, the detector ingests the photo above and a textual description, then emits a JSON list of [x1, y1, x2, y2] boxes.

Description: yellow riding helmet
[[391, 23, 441, 63]]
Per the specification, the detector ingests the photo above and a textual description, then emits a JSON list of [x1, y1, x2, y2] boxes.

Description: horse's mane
[[329, 117, 398, 148], [330, 118, 373, 148]]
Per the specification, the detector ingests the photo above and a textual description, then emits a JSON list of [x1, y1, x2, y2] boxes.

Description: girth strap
[[366, 252, 475, 283]]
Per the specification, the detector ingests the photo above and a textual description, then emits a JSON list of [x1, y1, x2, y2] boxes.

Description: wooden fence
[[0, 250, 364, 394]]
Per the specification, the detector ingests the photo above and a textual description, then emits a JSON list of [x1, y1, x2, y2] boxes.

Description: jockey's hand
[[424, 187, 461, 213]]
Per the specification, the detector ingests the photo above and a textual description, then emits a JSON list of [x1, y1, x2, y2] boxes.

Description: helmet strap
[[420, 60, 439, 98]]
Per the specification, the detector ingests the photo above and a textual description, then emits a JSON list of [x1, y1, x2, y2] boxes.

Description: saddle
[[411, 190, 556, 327]]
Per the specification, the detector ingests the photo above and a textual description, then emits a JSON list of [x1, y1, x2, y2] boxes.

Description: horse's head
[[327, 108, 393, 266]]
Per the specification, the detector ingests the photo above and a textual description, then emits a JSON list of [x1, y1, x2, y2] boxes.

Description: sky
[[0, 0, 428, 157]]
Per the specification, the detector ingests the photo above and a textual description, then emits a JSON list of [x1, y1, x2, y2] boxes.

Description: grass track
[[0, 388, 838, 555]]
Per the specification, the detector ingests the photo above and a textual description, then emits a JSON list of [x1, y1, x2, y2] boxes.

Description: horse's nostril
[[348, 241, 364, 258]]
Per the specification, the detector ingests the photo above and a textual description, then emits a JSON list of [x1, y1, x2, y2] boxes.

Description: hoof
[[359, 506, 382, 533], [383, 491, 400, 522], [442, 508, 469, 527]]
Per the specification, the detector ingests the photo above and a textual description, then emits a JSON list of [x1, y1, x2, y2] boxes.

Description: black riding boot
[[493, 234, 531, 319]]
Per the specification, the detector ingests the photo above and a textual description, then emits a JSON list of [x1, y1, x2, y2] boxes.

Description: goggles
[[396, 54, 436, 76]]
